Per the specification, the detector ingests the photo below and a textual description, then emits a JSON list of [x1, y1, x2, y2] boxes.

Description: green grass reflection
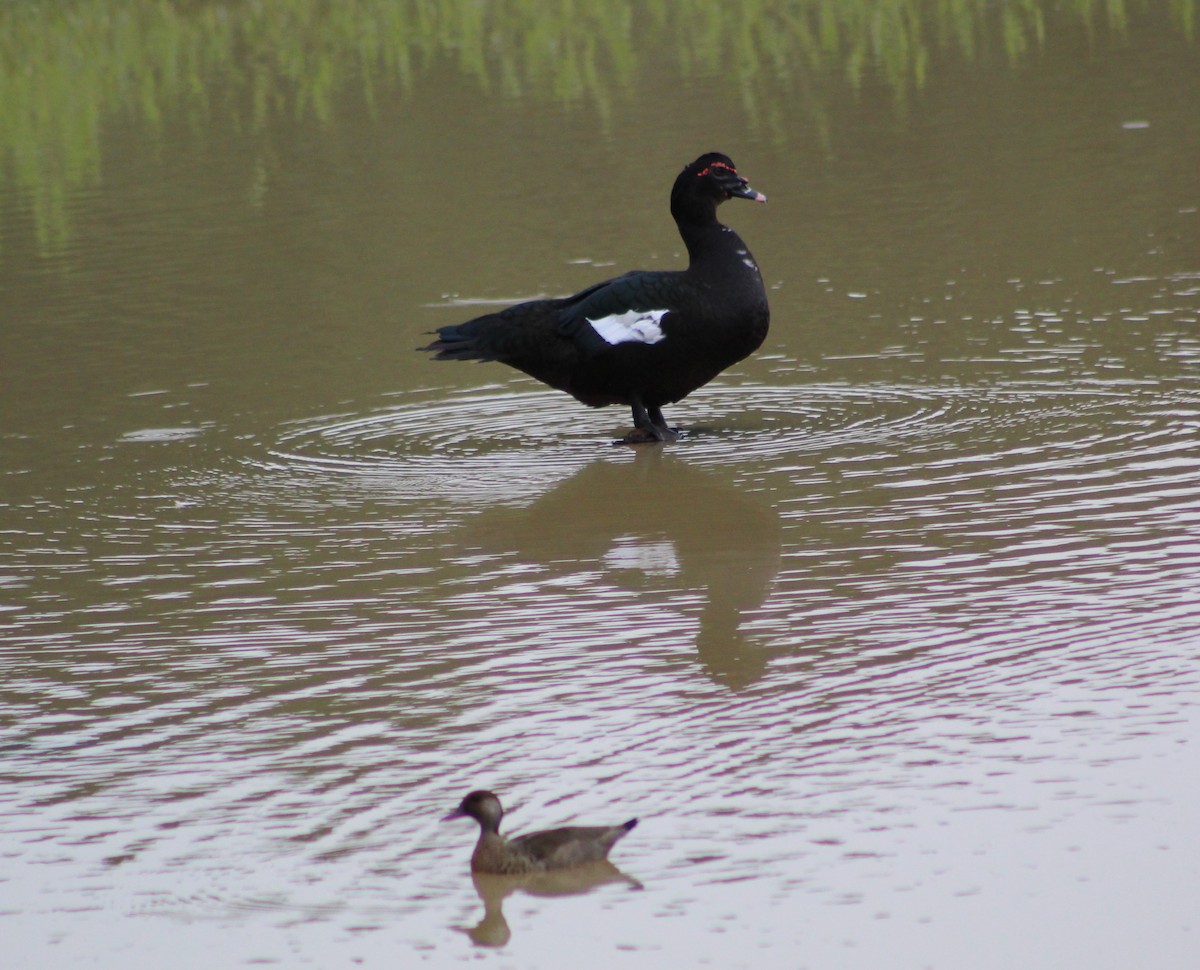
[[0, 0, 1192, 251]]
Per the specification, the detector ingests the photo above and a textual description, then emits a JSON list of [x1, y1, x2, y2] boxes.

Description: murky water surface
[[3, 4, 1199, 968]]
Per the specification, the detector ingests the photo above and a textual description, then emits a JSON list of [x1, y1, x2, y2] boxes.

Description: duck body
[[423, 153, 769, 442], [443, 790, 638, 875]]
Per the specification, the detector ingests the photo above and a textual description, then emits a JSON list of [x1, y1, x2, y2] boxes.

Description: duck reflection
[[453, 447, 781, 688], [457, 862, 643, 948]]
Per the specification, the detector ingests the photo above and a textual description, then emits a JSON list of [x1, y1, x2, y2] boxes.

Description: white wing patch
[[586, 308, 669, 346]]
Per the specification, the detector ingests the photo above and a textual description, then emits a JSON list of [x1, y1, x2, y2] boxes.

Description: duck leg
[[621, 397, 679, 444], [647, 405, 680, 441]]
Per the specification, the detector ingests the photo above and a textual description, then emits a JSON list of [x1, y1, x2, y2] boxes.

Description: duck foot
[[617, 425, 681, 445], [623, 398, 680, 444]]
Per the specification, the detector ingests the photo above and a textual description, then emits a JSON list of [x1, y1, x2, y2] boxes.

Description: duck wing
[[509, 820, 638, 869], [556, 271, 682, 356]]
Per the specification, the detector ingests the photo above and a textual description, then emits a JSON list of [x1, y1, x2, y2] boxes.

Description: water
[[2, 3, 1199, 968]]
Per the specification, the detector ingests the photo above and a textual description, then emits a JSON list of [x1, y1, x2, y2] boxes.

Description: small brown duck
[[442, 790, 638, 875]]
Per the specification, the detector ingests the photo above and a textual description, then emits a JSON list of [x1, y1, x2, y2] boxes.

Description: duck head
[[670, 152, 766, 228], [443, 789, 504, 833], [679, 152, 767, 203]]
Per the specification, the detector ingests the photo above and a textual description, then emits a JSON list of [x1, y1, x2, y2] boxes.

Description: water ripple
[[5, 366, 1200, 960]]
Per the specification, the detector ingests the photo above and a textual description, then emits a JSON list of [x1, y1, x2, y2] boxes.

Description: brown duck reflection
[[455, 447, 781, 688], [457, 862, 643, 947]]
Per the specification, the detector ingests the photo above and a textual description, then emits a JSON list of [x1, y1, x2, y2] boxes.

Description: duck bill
[[729, 183, 767, 203], [441, 808, 467, 822]]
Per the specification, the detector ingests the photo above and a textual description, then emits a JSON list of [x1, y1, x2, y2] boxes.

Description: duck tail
[[420, 317, 500, 362]]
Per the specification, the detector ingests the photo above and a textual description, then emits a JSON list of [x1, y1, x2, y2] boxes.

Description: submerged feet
[[620, 426, 679, 444]]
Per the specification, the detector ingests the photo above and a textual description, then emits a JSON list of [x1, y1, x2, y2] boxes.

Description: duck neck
[[476, 828, 504, 847], [672, 194, 722, 254], [679, 219, 755, 276]]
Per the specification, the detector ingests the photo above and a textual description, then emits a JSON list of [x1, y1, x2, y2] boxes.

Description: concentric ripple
[[260, 380, 992, 497], [259, 374, 1182, 495], [260, 388, 602, 503]]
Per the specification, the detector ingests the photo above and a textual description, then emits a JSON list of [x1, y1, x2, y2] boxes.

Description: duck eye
[[697, 162, 739, 185]]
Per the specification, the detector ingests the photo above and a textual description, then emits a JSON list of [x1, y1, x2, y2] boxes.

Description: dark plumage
[[422, 152, 769, 442], [442, 790, 638, 875]]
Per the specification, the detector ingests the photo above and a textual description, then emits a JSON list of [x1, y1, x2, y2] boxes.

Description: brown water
[[3, 4, 1200, 968]]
